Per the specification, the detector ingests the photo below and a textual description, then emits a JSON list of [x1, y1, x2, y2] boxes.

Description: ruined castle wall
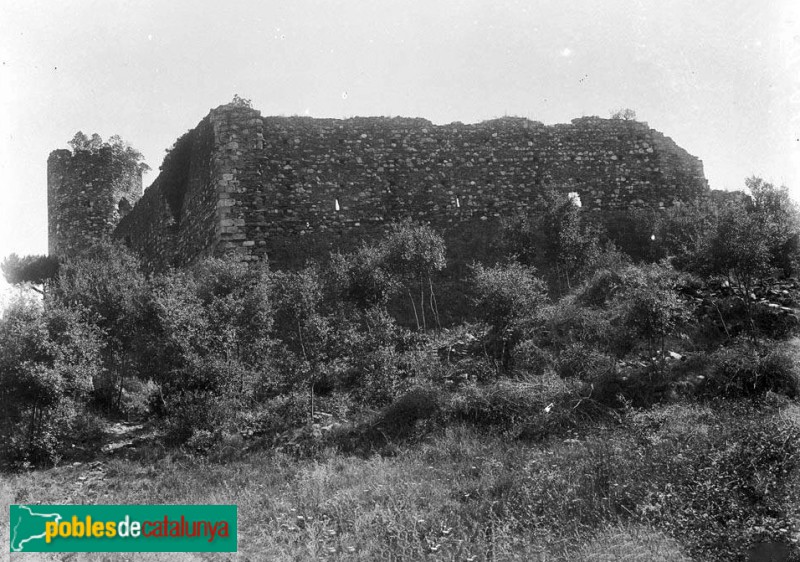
[[221, 109, 707, 265], [112, 104, 708, 270], [115, 120, 217, 270], [48, 147, 142, 256], [112, 177, 178, 270]]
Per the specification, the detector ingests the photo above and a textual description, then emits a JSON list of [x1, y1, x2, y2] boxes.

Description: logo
[[9, 505, 237, 553]]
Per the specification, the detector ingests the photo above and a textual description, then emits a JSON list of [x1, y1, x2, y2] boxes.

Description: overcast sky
[[1, 0, 798, 272]]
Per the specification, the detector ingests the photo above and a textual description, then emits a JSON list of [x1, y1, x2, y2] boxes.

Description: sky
[[0, 0, 798, 295]]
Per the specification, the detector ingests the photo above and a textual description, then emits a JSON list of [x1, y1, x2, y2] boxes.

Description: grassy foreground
[[3, 397, 799, 561]]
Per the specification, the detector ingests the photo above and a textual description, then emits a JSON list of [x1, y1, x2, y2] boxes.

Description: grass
[[4, 397, 798, 561]]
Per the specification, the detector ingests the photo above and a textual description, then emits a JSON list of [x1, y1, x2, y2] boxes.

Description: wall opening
[[118, 197, 132, 216]]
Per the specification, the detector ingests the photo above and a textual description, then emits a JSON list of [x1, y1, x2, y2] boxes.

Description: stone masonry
[[50, 101, 709, 270], [48, 146, 143, 256]]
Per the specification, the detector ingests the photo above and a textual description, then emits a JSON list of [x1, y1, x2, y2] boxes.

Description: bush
[[66, 410, 107, 457], [0, 299, 101, 469], [162, 390, 252, 445], [381, 220, 446, 330], [448, 380, 535, 431], [555, 342, 613, 381], [751, 303, 800, 339], [697, 339, 800, 399], [577, 268, 625, 308], [445, 376, 589, 436], [54, 241, 153, 414], [471, 262, 547, 366], [371, 387, 441, 441], [243, 394, 310, 438], [118, 378, 159, 420], [527, 297, 617, 356], [760, 341, 800, 398], [512, 340, 553, 377], [349, 347, 410, 406], [590, 364, 674, 408], [497, 190, 606, 293], [328, 245, 400, 309], [149, 256, 276, 441]]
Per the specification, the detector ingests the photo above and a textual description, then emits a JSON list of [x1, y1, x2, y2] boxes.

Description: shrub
[[589, 364, 674, 408], [447, 381, 533, 431], [381, 220, 446, 330], [512, 340, 553, 377], [760, 340, 800, 398], [577, 268, 625, 308], [118, 378, 159, 420], [572, 263, 694, 360], [472, 262, 547, 330], [149, 256, 276, 441], [271, 265, 331, 364], [328, 244, 400, 309], [241, 394, 310, 440], [471, 262, 547, 366], [527, 297, 617, 356], [185, 429, 216, 454], [349, 347, 410, 406], [497, 190, 605, 293], [0, 299, 101, 468], [67, 410, 107, 455], [371, 387, 441, 441], [54, 241, 152, 413], [162, 391, 218, 444], [697, 339, 800, 399], [445, 376, 585, 436], [615, 264, 692, 358], [751, 303, 800, 339], [555, 342, 613, 381]]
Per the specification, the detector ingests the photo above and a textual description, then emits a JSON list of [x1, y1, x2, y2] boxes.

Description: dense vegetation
[[67, 131, 151, 175], [3, 178, 800, 561]]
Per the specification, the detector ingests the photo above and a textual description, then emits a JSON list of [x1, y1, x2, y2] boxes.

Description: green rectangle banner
[[9, 504, 237, 552]]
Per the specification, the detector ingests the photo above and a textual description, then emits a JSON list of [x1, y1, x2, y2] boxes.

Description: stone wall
[[115, 120, 217, 270], [48, 147, 143, 256], [111, 102, 709, 270]]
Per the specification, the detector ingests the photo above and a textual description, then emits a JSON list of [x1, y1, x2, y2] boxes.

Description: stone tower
[[48, 145, 144, 257]]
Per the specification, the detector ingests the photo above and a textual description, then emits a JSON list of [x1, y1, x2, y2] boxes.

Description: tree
[[152, 256, 273, 387], [1, 254, 59, 296], [471, 262, 547, 368], [231, 94, 252, 108], [705, 203, 772, 337], [657, 199, 719, 271], [610, 108, 637, 120], [149, 256, 275, 440], [270, 265, 331, 422], [746, 176, 800, 276], [67, 131, 150, 174], [328, 243, 400, 310], [68, 131, 90, 153], [53, 241, 150, 412], [500, 190, 601, 293], [382, 221, 446, 330], [620, 265, 687, 362], [0, 298, 101, 467]]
